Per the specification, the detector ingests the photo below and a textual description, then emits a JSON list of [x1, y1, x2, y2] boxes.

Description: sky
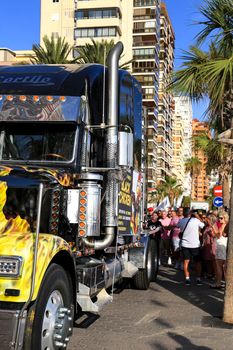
[[0, 0, 208, 118]]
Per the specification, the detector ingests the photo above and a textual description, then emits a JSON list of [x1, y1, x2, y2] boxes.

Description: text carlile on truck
[[0, 42, 160, 350]]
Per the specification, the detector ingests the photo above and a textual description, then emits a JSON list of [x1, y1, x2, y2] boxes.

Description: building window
[[133, 48, 155, 58], [75, 8, 120, 20], [134, 0, 158, 6], [75, 27, 117, 38]]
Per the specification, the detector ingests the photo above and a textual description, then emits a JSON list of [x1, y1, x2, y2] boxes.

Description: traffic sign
[[213, 185, 222, 196], [213, 196, 223, 207]]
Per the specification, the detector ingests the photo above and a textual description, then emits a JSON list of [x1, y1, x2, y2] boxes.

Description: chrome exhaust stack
[[82, 227, 115, 250], [83, 42, 123, 250]]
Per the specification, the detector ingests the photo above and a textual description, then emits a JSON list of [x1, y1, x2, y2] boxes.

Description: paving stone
[[68, 266, 233, 350]]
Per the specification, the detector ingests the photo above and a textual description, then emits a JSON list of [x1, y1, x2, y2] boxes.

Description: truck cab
[[0, 43, 159, 350]]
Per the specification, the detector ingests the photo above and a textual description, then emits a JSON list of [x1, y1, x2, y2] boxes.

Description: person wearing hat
[[143, 207, 154, 229]]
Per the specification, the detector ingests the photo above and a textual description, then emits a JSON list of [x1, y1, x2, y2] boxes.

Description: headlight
[[0, 256, 23, 278]]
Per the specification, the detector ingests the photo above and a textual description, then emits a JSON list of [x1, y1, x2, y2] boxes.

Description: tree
[[148, 187, 166, 206], [193, 133, 232, 207], [75, 38, 132, 69], [182, 196, 191, 208], [185, 157, 202, 176], [159, 176, 183, 208], [170, 0, 233, 323], [31, 35, 78, 64], [171, 44, 232, 128], [12, 61, 30, 65]]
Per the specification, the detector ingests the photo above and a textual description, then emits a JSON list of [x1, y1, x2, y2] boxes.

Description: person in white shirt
[[177, 209, 205, 286]]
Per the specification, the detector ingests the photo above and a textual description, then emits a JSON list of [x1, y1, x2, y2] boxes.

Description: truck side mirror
[[118, 131, 133, 168]]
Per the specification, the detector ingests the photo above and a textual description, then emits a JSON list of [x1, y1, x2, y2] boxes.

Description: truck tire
[[132, 238, 158, 290], [24, 263, 73, 350], [150, 238, 159, 282]]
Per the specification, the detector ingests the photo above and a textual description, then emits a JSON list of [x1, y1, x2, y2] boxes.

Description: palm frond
[[202, 56, 233, 108], [169, 46, 211, 101], [75, 38, 131, 69], [196, 0, 233, 55], [31, 35, 77, 64]]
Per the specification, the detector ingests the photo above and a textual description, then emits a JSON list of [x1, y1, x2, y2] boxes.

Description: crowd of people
[[144, 207, 229, 288]]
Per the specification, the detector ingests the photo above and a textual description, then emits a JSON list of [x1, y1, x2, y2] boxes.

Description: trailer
[[0, 42, 159, 349]]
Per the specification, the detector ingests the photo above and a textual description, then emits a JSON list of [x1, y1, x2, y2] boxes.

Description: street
[[69, 266, 233, 350]]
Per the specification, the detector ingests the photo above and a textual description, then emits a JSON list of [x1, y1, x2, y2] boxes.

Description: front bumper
[[0, 309, 26, 350]]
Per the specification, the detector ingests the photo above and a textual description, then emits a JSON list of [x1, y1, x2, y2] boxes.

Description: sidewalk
[[150, 266, 233, 349], [69, 265, 233, 350]]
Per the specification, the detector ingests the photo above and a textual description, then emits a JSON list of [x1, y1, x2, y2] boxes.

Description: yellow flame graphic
[[0, 182, 31, 234]]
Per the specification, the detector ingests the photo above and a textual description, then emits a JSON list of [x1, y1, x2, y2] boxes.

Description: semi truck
[[0, 42, 159, 350]]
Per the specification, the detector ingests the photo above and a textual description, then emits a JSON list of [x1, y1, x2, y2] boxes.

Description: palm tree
[[171, 44, 232, 127], [193, 133, 232, 206], [196, 0, 233, 57], [75, 38, 132, 69], [31, 35, 78, 64], [182, 196, 191, 208], [148, 187, 166, 206], [170, 0, 233, 323], [185, 157, 202, 176], [159, 176, 183, 208]]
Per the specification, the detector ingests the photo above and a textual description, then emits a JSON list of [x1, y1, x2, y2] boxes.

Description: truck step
[[121, 261, 138, 278], [77, 285, 113, 313]]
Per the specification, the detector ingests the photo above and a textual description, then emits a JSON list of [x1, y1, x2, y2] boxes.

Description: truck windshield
[[0, 122, 77, 162], [0, 95, 82, 162]]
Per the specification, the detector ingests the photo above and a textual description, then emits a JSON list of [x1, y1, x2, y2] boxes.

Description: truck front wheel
[[24, 263, 73, 350], [133, 238, 158, 290]]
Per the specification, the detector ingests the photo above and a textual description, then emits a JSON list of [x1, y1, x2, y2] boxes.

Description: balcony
[[133, 53, 155, 60], [75, 26, 121, 43], [148, 147, 157, 157], [75, 17, 121, 30], [148, 161, 157, 169], [133, 40, 158, 47], [147, 108, 157, 116], [133, 32, 158, 44], [133, 27, 157, 35], [157, 151, 165, 160], [147, 169, 157, 178], [147, 134, 157, 144], [77, 0, 122, 11], [147, 120, 157, 131], [143, 93, 156, 100], [133, 14, 156, 21], [134, 0, 159, 7]]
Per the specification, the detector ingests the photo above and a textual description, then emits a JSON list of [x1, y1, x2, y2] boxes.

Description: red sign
[[213, 185, 223, 196]]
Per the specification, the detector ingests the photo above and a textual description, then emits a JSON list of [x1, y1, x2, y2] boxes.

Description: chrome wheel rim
[[41, 290, 72, 350]]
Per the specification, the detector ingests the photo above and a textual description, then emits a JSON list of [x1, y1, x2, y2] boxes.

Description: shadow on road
[[152, 332, 213, 350], [155, 266, 227, 320]]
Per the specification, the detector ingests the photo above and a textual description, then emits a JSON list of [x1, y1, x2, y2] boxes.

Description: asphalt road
[[68, 266, 233, 350]]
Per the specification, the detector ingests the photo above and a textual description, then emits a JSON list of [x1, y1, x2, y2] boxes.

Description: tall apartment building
[[173, 96, 193, 195], [40, 0, 133, 65], [191, 119, 210, 201], [157, 3, 175, 183], [132, 0, 160, 195], [172, 113, 185, 184], [74, 1, 134, 65], [40, 0, 161, 199]]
